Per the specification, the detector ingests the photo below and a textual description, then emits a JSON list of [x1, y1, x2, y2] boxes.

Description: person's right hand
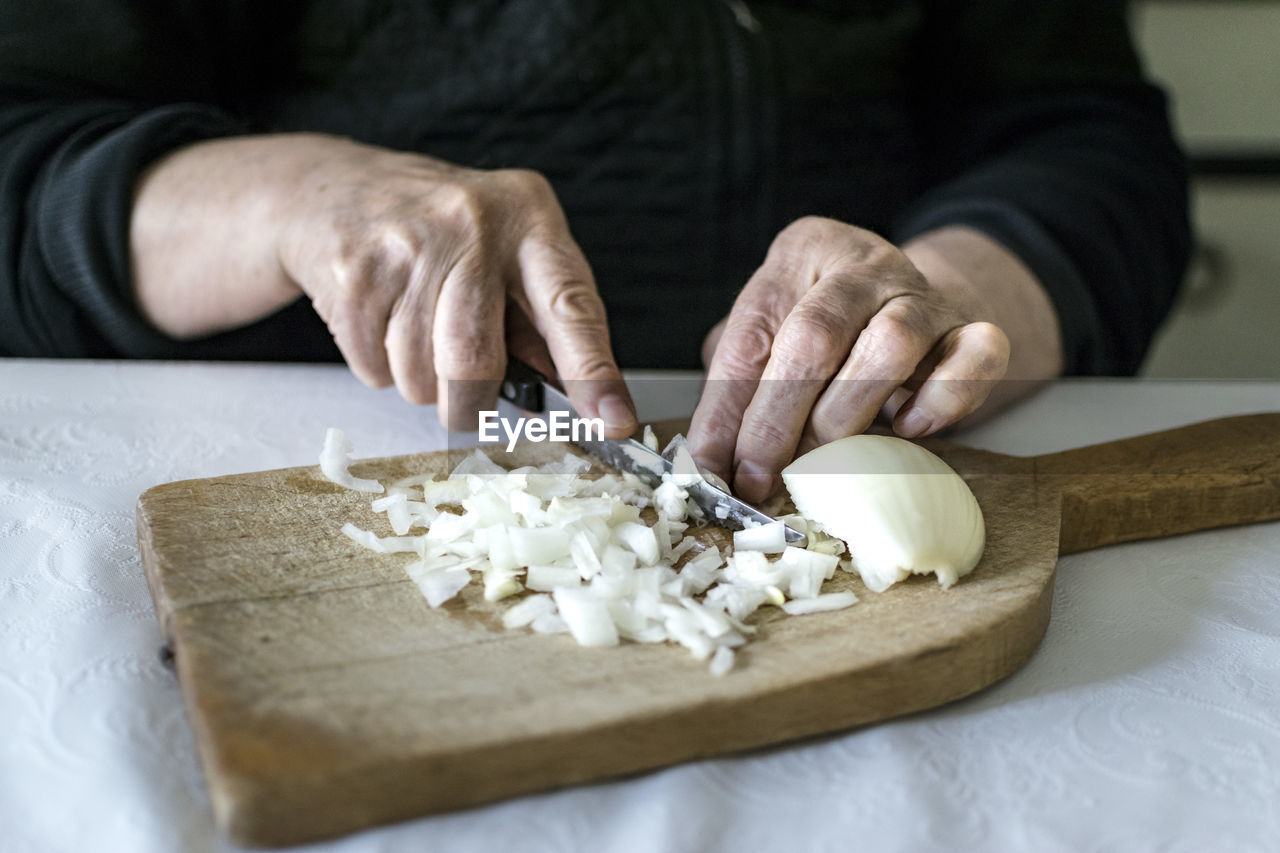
[[131, 134, 637, 435]]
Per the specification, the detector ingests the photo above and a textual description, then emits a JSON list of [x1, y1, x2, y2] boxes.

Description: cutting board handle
[[1030, 413, 1280, 555]]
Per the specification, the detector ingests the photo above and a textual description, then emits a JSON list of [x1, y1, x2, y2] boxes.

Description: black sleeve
[[0, 1, 339, 361], [892, 1, 1191, 375]]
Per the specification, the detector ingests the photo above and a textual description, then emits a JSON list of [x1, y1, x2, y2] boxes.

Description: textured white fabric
[[1, 360, 1277, 853]]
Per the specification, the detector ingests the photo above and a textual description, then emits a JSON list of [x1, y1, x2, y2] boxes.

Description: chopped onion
[[669, 442, 702, 488], [781, 591, 859, 615], [320, 428, 384, 493], [653, 480, 690, 522], [526, 565, 582, 592], [341, 522, 420, 553], [530, 611, 569, 634], [733, 520, 786, 554], [508, 526, 571, 566], [778, 547, 840, 599], [502, 593, 556, 629], [325, 431, 866, 676], [553, 587, 620, 647], [612, 521, 660, 567], [406, 564, 472, 608], [709, 645, 735, 676], [483, 571, 523, 602]]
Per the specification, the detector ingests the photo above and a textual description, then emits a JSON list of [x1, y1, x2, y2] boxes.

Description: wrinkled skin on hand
[[276, 144, 634, 433], [687, 217, 1011, 503]]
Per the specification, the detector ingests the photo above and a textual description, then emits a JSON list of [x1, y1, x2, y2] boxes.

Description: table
[[2, 359, 1277, 852]]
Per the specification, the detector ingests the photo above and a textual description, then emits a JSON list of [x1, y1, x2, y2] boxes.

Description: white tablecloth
[[2, 360, 1278, 853]]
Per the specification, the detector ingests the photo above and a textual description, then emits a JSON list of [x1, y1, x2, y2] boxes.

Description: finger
[[503, 298, 555, 381], [893, 321, 1010, 437], [518, 233, 636, 438], [805, 295, 950, 446], [688, 222, 847, 482], [321, 251, 404, 390], [701, 317, 728, 368], [384, 253, 441, 405], [432, 248, 507, 432], [728, 283, 871, 502], [686, 280, 788, 485]]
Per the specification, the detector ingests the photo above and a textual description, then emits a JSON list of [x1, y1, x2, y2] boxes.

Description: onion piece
[[732, 520, 786, 554], [406, 564, 472, 608], [483, 571, 523, 602], [669, 442, 702, 488], [526, 565, 582, 592], [653, 480, 690, 522], [781, 591, 859, 615], [553, 587, 619, 647], [530, 612, 569, 634], [612, 521, 660, 567], [319, 428, 384, 493], [509, 526, 572, 566], [340, 522, 420, 553], [778, 547, 840, 598], [502, 593, 556, 629], [709, 644, 735, 676]]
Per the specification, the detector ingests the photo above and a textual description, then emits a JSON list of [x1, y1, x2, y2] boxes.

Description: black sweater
[[0, 0, 1189, 372]]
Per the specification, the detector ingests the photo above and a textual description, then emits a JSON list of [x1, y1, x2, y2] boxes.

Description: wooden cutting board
[[136, 414, 1280, 848]]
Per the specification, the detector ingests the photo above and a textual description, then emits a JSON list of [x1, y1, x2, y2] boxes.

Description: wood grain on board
[[136, 414, 1280, 847]]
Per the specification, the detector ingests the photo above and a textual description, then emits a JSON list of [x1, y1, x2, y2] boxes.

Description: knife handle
[[500, 358, 547, 412]]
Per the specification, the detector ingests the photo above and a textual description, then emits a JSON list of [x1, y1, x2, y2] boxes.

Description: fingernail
[[596, 394, 636, 433], [897, 408, 933, 438], [734, 460, 774, 503]]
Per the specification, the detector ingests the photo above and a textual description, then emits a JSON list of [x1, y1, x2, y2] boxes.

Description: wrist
[[131, 134, 354, 338], [903, 226, 1064, 382]]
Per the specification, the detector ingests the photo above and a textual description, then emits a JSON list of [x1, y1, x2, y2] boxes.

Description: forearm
[[129, 133, 352, 339]]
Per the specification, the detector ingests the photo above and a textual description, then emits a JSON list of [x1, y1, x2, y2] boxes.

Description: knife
[[498, 359, 806, 545]]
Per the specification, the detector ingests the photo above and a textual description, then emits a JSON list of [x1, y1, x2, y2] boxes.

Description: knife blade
[[498, 359, 806, 545]]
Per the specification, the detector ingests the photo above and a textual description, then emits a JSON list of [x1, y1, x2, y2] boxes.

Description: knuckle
[[867, 312, 922, 348], [371, 221, 423, 264], [715, 313, 775, 377], [558, 354, 617, 382], [433, 182, 489, 234], [860, 242, 914, 283], [808, 410, 850, 445], [546, 280, 606, 326], [528, 233, 590, 277], [852, 318, 922, 379], [327, 229, 420, 306], [737, 416, 794, 460], [957, 322, 1011, 377], [498, 167, 554, 198], [780, 215, 840, 242], [769, 216, 839, 264], [326, 264, 385, 320], [771, 306, 847, 375], [437, 334, 504, 380]]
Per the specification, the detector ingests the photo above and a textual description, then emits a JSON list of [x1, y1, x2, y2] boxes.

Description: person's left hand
[[686, 216, 1011, 503]]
